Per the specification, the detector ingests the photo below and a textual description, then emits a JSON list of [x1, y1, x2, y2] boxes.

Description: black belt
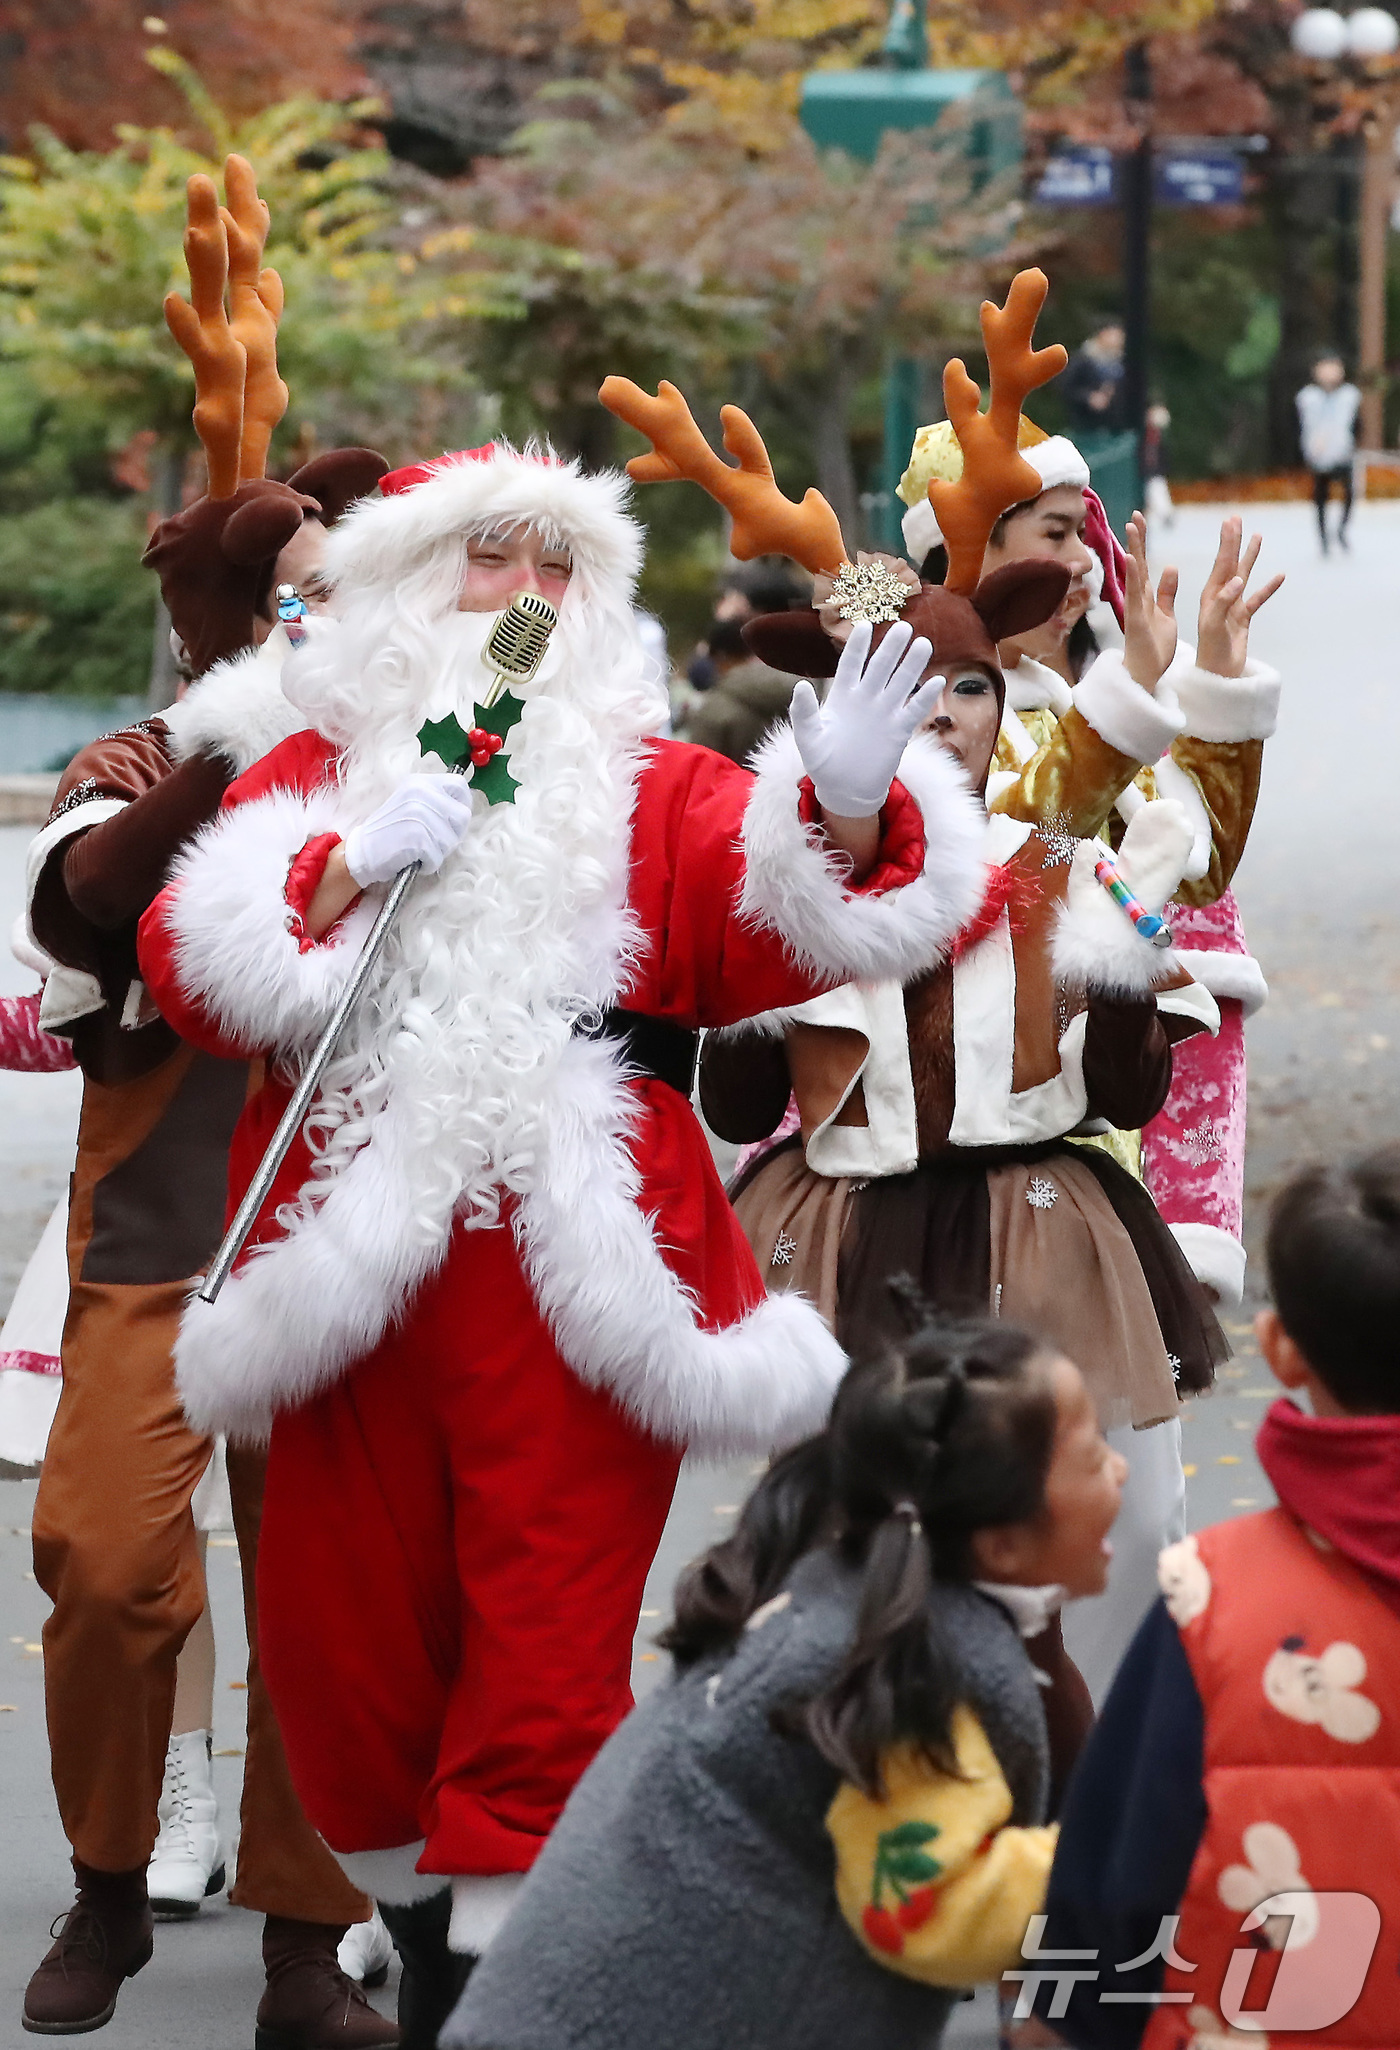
[[573, 1007, 699, 1098]]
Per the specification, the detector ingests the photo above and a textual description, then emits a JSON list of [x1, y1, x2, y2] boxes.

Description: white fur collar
[[161, 628, 310, 778], [1004, 656, 1073, 720]]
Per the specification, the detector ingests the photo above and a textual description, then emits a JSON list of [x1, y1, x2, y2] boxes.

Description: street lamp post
[[1291, 7, 1400, 448]]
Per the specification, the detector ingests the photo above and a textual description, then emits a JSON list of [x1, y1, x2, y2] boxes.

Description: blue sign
[[1035, 146, 1116, 206], [1155, 148, 1243, 206]]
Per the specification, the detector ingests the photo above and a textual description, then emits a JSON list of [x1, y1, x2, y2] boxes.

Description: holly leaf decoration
[[417, 710, 472, 770], [468, 689, 526, 806], [415, 693, 525, 806]]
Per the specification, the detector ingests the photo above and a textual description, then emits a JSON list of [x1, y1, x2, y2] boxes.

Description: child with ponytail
[[445, 1308, 1126, 2050]]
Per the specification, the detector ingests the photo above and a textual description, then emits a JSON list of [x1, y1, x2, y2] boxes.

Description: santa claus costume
[[137, 442, 984, 1969]]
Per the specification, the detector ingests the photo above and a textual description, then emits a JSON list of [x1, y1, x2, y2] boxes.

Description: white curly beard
[[275, 569, 666, 1254]]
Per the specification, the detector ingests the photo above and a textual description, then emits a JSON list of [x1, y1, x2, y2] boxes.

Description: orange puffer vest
[[1142, 1509, 1400, 2049]]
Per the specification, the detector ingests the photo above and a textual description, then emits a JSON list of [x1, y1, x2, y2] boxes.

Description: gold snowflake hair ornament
[[826, 557, 915, 626]]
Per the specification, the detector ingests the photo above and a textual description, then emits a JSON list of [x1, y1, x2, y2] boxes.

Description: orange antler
[[221, 154, 287, 483], [929, 269, 1069, 595], [599, 377, 849, 576], [163, 174, 246, 500]]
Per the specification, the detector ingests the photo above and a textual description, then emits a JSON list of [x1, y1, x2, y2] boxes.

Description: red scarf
[[1256, 1398, 1400, 1616]]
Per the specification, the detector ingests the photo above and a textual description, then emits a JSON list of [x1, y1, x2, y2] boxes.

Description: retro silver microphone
[[199, 591, 559, 1304]]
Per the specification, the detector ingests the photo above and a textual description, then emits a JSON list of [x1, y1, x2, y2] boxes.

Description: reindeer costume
[[690, 276, 1228, 1701], [23, 161, 392, 2045]]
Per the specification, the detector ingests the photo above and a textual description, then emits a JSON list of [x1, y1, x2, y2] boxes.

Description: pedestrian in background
[[680, 615, 802, 765], [1296, 352, 1360, 554], [1142, 403, 1174, 530], [1062, 321, 1126, 438]]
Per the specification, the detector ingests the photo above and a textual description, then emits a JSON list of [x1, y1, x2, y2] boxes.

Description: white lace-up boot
[[337, 1905, 395, 1989], [147, 1729, 225, 1920]]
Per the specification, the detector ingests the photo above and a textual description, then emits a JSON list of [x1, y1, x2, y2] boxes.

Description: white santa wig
[[264, 441, 666, 1257]]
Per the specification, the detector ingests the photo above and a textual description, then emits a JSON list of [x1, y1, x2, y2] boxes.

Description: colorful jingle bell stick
[[276, 581, 309, 646], [1092, 841, 1173, 950]]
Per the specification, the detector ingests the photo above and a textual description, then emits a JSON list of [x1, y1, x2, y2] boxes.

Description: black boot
[[377, 1896, 474, 2050]]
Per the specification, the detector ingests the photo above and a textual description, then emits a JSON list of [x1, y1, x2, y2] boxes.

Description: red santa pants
[[257, 1217, 682, 1878]]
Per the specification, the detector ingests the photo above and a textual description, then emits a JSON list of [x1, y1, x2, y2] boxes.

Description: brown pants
[[32, 1056, 367, 1921]]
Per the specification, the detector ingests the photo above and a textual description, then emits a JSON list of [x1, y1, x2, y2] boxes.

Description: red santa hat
[[323, 441, 643, 607]]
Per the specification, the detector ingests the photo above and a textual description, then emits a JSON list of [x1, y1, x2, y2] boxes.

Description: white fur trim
[[1156, 980, 1221, 1037], [449, 1873, 524, 1957], [1005, 658, 1073, 720], [162, 786, 382, 1058], [1053, 825, 1187, 1001], [1172, 657, 1280, 744], [23, 797, 128, 1027], [739, 728, 985, 988], [179, 1030, 847, 1453], [1072, 651, 1185, 764], [516, 1034, 847, 1456], [324, 445, 643, 609], [898, 437, 1088, 558], [1025, 435, 1092, 493], [901, 496, 941, 562], [334, 1841, 445, 1906], [1174, 947, 1268, 1018], [1170, 1223, 1245, 1307], [163, 630, 311, 776]]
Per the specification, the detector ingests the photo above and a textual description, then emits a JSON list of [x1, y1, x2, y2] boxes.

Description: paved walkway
[[0, 498, 1393, 2042]]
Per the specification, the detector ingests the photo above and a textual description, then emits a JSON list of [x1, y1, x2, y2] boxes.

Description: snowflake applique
[[828, 558, 911, 626], [1182, 1119, 1225, 1167], [1025, 1177, 1057, 1211], [1169, 1353, 1183, 1384], [771, 1230, 798, 1268], [1039, 812, 1077, 868]]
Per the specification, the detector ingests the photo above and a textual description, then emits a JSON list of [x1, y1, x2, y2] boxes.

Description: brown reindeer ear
[[972, 559, 1072, 642], [741, 609, 841, 679]]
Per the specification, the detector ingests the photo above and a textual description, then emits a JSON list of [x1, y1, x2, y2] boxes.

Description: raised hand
[[343, 776, 477, 888], [791, 619, 941, 820], [1122, 510, 1178, 694], [1196, 516, 1284, 679]]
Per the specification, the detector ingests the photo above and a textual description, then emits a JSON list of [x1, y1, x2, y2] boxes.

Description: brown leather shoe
[[23, 1862, 154, 2035], [256, 1917, 401, 2049]]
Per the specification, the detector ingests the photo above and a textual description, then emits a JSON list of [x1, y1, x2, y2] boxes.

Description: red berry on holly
[[897, 1886, 938, 1931], [862, 1905, 904, 1955]]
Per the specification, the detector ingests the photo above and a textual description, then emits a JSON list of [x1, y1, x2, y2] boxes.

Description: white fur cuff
[[1053, 897, 1181, 998], [1170, 1223, 1245, 1307], [1174, 948, 1268, 1018], [449, 1873, 525, 1957], [163, 786, 381, 1058], [335, 1840, 445, 1906], [1073, 652, 1186, 764], [738, 727, 985, 988], [1172, 658, 1281, 744]]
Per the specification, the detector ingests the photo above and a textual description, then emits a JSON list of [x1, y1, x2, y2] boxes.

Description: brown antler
[[221, 154, 288, 484], [599, 377, 849, 576], [929, 269, 1069, 595], [163, 174, 246, 500]]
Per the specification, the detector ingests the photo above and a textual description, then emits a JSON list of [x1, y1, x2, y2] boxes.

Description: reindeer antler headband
[[162, 154, 289, 498], [599, 268, 1066, 597]]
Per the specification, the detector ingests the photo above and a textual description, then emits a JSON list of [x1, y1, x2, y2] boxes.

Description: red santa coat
[[139, 719, 982, 1460]]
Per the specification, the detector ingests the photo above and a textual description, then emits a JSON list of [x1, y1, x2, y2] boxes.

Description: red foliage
[[0, 0, 366, 153]]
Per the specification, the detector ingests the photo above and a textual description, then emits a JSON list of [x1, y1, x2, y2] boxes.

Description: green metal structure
[[799, 12, 1022, 551]]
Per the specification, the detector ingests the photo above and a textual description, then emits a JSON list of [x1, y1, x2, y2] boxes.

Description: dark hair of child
[[660, 1306, 1060, 1797], [1266, 1141, 1400, 1414]]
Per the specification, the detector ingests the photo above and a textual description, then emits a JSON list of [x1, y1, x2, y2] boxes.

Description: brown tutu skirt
[[731, 1136, 1227, 1432]]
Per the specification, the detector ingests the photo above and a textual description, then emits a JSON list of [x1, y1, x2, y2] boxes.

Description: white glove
[[342, 775, 476, 887], [1066, 799, 1194, 924], [791, 619, 942, 818]]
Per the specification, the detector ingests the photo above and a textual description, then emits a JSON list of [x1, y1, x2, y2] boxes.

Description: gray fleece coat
[[445, 1548, 1049, 2050]]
